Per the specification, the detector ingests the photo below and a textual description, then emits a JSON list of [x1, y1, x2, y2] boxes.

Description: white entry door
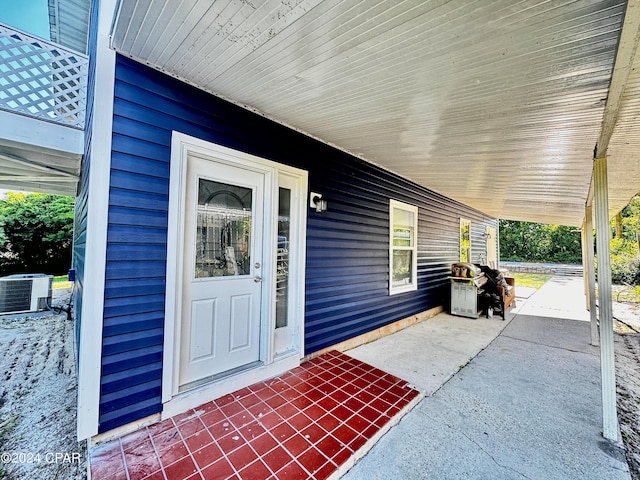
[[179, 154, 265, 390]]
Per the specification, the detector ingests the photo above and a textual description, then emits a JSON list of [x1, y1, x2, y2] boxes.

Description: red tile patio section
[[89, 350, 421, 480]]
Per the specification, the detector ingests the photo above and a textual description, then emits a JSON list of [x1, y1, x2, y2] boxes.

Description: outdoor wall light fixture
[[310, 192, 327, 212]]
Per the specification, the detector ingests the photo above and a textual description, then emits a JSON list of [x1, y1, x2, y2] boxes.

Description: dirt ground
[[614, 301, 640, 480], [0, 287, 86, 480]]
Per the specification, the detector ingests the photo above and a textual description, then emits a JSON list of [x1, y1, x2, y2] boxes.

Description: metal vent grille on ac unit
[[0, 274, 53, 314]]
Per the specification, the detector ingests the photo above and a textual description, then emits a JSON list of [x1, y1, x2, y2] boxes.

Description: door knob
[[253, 276, 263, 283]]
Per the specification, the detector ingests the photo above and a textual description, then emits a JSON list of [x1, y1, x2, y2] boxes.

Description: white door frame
[[486, 226, 497, 268], [162, 132, 307, 416]]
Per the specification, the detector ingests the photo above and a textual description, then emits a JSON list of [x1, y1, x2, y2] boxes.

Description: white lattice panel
[[0, 23, 88, 128]]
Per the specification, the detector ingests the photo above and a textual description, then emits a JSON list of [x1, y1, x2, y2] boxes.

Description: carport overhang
[[108, 0, 640, 441], [0, 109, 82, 196]]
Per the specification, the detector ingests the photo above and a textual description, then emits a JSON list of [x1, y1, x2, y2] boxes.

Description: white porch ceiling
[[0, 109, 83, 196], [0, 142, 81, 196], [111, 0, 640, 226]]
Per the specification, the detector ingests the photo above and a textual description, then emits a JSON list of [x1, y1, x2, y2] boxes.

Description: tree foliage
[[500, 195, 640, 285], [609, 195, 640, 284], [499, 220, 582, 264], [615, 195, 640, 244], [0, 192, 74, 275]]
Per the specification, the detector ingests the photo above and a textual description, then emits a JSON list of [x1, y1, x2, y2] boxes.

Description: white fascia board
[[0, 110, 84, 155], [76, 0, 117, 441]]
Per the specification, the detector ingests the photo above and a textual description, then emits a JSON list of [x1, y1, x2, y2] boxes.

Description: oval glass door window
[[195, 179, 253, 278]]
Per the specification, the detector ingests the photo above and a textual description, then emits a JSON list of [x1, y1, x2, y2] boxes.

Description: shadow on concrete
[[342, 277, 630, 480]]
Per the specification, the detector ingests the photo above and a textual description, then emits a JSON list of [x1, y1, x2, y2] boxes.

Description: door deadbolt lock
[[254, 262, 261, 269]]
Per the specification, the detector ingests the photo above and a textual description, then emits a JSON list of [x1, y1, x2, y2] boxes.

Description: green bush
[[605, 236, 640, 285], [0, 192, 74, 275], [610, 252, 640, 285], [499, 220, 582, 264]]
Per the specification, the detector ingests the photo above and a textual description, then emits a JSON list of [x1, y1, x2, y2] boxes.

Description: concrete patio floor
[[343, 276, 631, 479], [88, 276, 632, 479], [346, 309, 514, 396]]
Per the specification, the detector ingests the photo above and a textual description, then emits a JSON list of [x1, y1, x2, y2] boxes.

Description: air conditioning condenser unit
[[0, 274, 53, 314]]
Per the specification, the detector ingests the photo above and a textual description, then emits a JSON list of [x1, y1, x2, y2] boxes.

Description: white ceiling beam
[[0, 110, 84, 155], [585, 0, 640, 225], [0, 176, 78, 182], [0, 151, 79, 179], [0, 182, 77, 196], [595, 0, 640, 160]]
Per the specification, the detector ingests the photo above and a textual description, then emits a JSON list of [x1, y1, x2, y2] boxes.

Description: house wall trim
[[76, 0, 117, 441], [304, 305, 443, 361], [90, 413, 161, 447]]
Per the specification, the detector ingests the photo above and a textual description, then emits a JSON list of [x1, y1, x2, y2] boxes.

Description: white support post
[[585, 205, 599, 346], [593, 157, 618, 441], [582, 225, 588, 303], [76, 0, 118, 441]]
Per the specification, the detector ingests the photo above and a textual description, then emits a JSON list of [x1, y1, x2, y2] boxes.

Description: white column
[[593, 157, 618, 441], [76, 0, 117, 441], [585, 205, 599, 346], [582, 225, 588, 304]]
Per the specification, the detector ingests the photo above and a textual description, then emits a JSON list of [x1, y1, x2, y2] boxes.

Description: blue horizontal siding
[[99, 398, 162, 433], [302, 159, 499, 352], [104, 298, 165, 320], [98, 54, 498, 433], [102, 328, 164, 357], [100, 381, 162, 418], [106, 225, 167, 244], [101, 345, 163, 376], [102, 315, 164, 338], [112, 132, 170, 161], [111, 152, 170, 179], [101, 364, 163, 395], [105, 278, 166, 298], [106, 251, 166, 268], [107, 244, 167, 263], [72, 0, 100, 358], [112, 114, 170, 145], [109, 189, 169, 212], [107, 208, 168, 228], [110, 170, 169, 195], [306, 280, 387, 301]]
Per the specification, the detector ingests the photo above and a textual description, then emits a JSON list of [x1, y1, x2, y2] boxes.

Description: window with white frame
[[389, 200, 418, 295]]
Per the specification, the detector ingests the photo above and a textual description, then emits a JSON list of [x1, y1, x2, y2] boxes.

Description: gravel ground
[[614, 301, 640, 480], [0, 287, 86, 480]]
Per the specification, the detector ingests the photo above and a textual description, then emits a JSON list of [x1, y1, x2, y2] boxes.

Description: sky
[[0, 0, 51, 39]]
